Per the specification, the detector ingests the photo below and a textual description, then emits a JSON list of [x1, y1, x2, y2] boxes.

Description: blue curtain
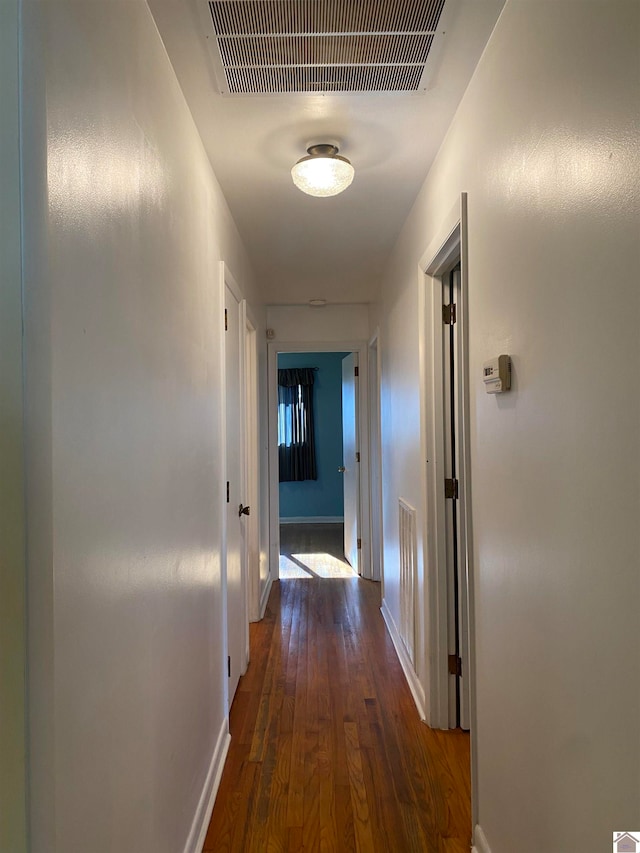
[[278, 368, 317, 482]]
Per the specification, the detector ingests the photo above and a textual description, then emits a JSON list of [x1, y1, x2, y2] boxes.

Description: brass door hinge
[[444, 478, 459, 499], [226, 481, 230, 503], [448, 655, 462, 677], [442, 304, 457, 325], [355, 452, 360, 463], [357, 538, 362, 549], [354, 365, 359, 377], [224, 308, 228, 331]]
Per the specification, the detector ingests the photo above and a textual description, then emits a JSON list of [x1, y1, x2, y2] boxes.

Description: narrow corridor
[[204, 578, 470, 852]]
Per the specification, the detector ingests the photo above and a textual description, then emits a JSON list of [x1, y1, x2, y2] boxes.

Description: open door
[[224, 279, 248, 706], [443, 265, 470, 730], [341, 353, 359, 572]]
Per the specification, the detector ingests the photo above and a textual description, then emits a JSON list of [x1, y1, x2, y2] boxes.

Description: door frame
[[220, 261, 250, 715], [441, 265, 470, 730], [267, 339, 372, 581], [418, 193, 478, 819], [243, 307, 260, 625], [368, 330, 384, 584]]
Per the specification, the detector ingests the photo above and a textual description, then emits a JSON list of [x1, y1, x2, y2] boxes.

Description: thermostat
[[483, 355, 511, 394]]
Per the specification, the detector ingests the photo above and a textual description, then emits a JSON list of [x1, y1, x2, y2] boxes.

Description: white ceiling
[[149, 0, 505, 305]]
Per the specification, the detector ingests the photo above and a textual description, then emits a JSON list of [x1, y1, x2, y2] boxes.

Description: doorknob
[[338, 466, 346, 473], [239, 504, 250, 517]]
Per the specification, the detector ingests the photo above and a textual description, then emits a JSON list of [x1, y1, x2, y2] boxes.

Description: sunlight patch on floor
[[278, 556, 313, 578], [279, 552, 357, 579]]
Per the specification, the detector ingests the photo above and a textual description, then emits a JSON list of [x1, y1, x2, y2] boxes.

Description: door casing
[[244, 309, 260, 623], [341, 352, 360, 572], [442, 266, 470, 730], [367, 330, 384, 584], [418, 193, 478, 823]]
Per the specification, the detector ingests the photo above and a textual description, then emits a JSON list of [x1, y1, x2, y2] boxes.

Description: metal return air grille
[[208, 0, 447, 94]]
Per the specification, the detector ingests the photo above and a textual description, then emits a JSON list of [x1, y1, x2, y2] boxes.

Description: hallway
[[204, 579, 470, 852], [4, 2, 639, 851]]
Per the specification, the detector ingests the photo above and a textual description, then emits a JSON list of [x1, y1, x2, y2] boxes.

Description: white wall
[[21, 2, 263, 850], [376, 2, 640, 852], [267, 303, 370, 343], [0, 2, 27, 850]]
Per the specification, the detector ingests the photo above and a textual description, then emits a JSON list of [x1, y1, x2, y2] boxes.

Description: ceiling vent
[[207, 0, 448, 95]]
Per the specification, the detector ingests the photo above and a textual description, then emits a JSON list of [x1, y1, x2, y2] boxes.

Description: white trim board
[[259, 574, 274, 620], [183, 717, 231, 853], [472, 825, 492, 853], [380, 599, 426, 721], [279, 516, 344, 524]]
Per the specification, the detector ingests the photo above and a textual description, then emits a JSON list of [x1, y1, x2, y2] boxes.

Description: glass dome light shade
[[291, 145, 355, 197]]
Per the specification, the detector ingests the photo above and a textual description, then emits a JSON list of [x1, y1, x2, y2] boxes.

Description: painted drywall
[[0, 2, 27, 850], [267, 303, 370, 343], [374, 2, 640, 852], [278, 352, 348, 520], [20, 1, 263, 850]]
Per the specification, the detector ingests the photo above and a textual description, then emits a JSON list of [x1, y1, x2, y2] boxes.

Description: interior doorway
[[275, 350, 358, 579], [420, 193, 476, 824], [268, 341, 373, 582], [423, 231, 473, 732]]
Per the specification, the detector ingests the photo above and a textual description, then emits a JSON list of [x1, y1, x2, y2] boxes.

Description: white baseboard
[[183, 716, 231, 853], [472, 824, 492, 853], [259, 573, 274, 619], [380, 598, 426, 721], [279, 516, 344, 524]]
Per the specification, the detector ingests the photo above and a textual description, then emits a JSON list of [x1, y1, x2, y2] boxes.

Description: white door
[[225, 282, 246, 705], [341, 353, 359, 571], [443, 266, 470, 730]]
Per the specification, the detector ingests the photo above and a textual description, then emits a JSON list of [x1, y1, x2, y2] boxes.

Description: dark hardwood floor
[[204, 578, 471, 852]]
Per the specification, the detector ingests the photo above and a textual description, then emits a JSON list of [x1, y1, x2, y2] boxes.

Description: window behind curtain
[[278, 368, 317, 482]]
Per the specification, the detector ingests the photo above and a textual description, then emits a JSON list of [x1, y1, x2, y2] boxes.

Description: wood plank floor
[[204, 578, 471, 852], [279, 523, 357, 579]]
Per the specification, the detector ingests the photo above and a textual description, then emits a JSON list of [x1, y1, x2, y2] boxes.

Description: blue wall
[[279, 352, 349, 520]]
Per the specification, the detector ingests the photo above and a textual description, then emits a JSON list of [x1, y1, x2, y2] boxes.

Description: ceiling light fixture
[[291, 144, 355, 198]]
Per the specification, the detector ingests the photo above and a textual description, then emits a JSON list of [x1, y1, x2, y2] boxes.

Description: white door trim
[[267, 340, 372, 581], [368, 330, 384, 584], [243, 307, 260, 625], [220, 261, 250, 715], [418, 194, 478, 822]]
